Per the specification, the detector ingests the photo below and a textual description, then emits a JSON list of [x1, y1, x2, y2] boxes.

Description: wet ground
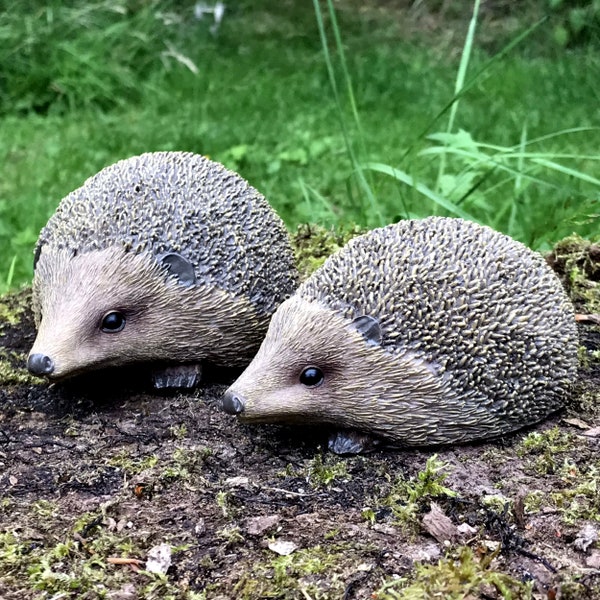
[[1, 238, 599, 599]]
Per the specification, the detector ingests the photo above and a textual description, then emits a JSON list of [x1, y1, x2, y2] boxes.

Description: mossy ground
[[0, 233, 599, 600]]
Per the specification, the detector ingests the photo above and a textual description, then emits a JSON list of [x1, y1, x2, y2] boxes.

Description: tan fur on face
[[31, 246, 265, 379]]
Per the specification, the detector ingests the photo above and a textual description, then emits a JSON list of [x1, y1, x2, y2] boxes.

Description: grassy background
[[0, 0, 599, 293]]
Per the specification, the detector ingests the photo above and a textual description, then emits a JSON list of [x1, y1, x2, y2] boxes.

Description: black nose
[[221, 390, 245, 415], [27, 353, 55, 376]]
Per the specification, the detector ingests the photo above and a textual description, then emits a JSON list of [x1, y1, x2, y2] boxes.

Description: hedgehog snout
[[221, 390, 246, 415], [27, 353, 55, 377]]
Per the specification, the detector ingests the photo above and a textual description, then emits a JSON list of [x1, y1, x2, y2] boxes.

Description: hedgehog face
[[221, 298, 360, 425], [27, 246, 237, 380], [221, 296, 448, 440]]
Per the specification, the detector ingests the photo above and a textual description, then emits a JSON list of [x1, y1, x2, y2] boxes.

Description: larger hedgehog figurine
[[27, 151, 298, 387], [221, 217, 578, 451]]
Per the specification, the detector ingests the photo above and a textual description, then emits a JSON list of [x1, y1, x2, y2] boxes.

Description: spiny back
[[299, 217, 578, 412], [36, 151, 297, 314]]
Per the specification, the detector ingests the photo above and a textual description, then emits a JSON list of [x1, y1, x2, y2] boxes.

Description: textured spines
[[300, 217, 577, 419], [36, 151, 297, 315]]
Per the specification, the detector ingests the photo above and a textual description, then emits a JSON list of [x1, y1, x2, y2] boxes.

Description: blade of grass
[[298, 177, 339, 222], [435, 0, 481, 197], [430, 126, 600, 154], [365, 162, 479, 221], [399, 16, 547, 165], [514, 123, 527, 196], [313, 0, 383, 226], [530, 158, 600, 185], [5, 255, 17, 290], [508, 123, 528, 235], [325, 1, 364, 150], [422, 146, 600, 187]]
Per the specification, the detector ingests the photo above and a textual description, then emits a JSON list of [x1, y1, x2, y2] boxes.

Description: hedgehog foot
[[328, 430, 382, 455], [152, 364, 202, 389]]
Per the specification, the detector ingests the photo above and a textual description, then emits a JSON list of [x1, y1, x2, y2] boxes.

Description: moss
[[578, 324, 600, 377], [571, 388, 600, 420], [291, 223, 365, 281], [141, 574, 206, 600], [480, 494, 512, 513], [233, 544, 352, 599], [306, 453, 349, 488], [0, 509, 204, 600], [0, 520, 126, 598], [32, 499, 59, 519], [0, 288, 37, 387], [216, 525, 244, 546], [559, 579, 600, 600], [523, 491, 544, 515], [169, 423, 188, 439], [518, 426, 573, 453], [383, 455, 456, 533], [216, 490, 235, 518], [160, 447, 212, 482], [0, 349, 38, 386], [578, 344, 592, 369], [517, 426, 574, 475], [362, 507, 377, 524], [108, 450, 159, 475], [282, 452, 350, 489], [550, 460, 600, 524], [0, 287, 31, 332], [524, 460, 600, 524], [547, 235, 600, 313], [374, 545, 533, 599]]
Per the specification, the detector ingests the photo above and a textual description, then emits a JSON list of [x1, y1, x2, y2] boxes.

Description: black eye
[[101, 311, 126, 333], [299, 366, 324, 387]]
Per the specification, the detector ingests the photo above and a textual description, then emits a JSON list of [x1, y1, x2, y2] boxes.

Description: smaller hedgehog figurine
[[27, 151, 298, 388], [221, 217, 579, 452]]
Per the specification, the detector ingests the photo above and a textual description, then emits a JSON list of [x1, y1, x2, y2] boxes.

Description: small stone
[[225, 476, 250, 488], [574, 524, 598, 552], [404, 542, 441, 562], [145, 543, 172, 575], [245, 515, 280, 536], [482, 540, 501, 552], [372, 523, 399, 536], [108, 584, 137, 600], [195, 518, 206, 536], [581, 427, 600, 438], [562, 417, 590, 429], [268, 539, 297, 556], [585, 551, 600, 568], [457, 523, 478, 537]]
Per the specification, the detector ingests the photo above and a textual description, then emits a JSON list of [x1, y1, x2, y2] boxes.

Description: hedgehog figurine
[[221, 217, 579, 452], [27, 151, 298, 388]]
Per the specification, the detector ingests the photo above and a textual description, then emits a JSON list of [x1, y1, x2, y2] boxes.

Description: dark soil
[[1, 240, 599, 599]]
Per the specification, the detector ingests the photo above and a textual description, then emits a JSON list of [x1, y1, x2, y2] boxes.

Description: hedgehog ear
[[159, 252, 197, 287], [350, 315, 382, 347]]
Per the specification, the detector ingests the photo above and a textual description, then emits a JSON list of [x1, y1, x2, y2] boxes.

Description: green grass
[[0, 1, 599, 292]]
